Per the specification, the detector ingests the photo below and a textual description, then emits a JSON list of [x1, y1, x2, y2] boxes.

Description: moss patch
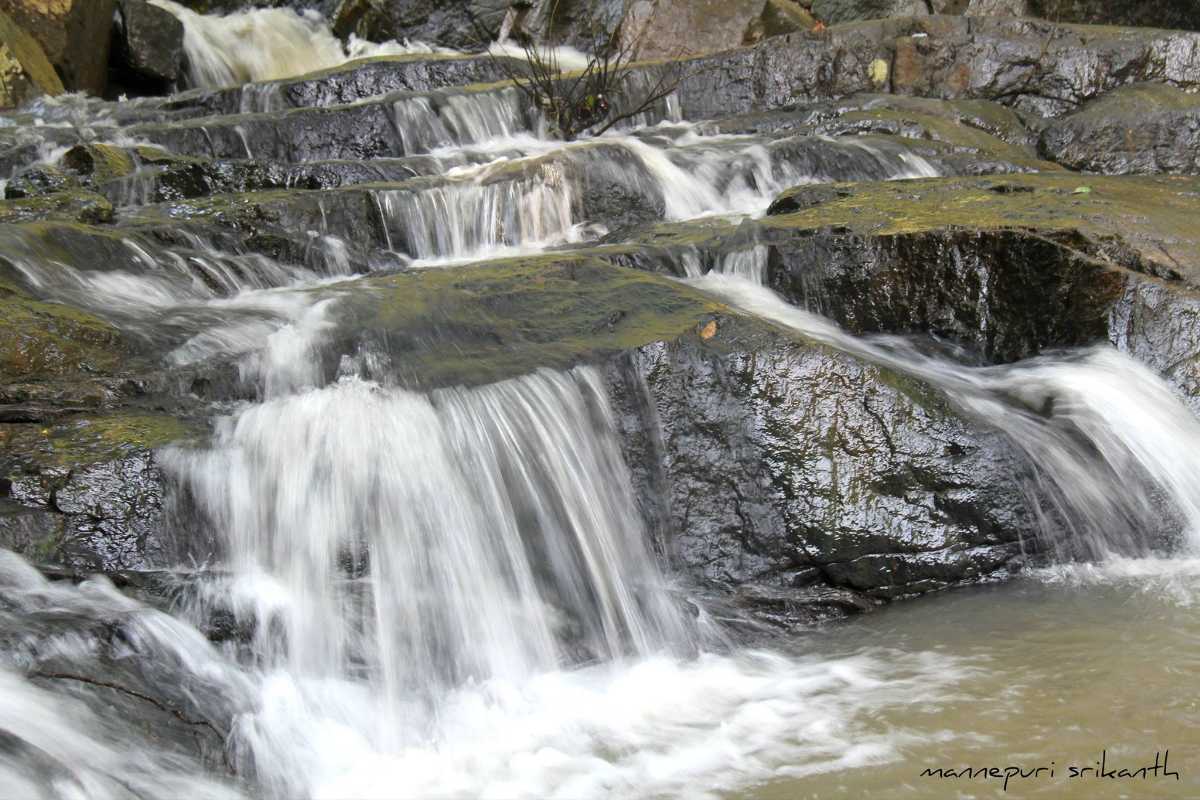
[[0, 413, 192, 472], [765, 174, 1200, 283], [0, 277, 124, 379], [324, 254, 778, 387]]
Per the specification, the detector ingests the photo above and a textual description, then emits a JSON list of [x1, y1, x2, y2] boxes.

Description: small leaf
[[699, 320, 718, 340], [1073, 186, 1092, 195]]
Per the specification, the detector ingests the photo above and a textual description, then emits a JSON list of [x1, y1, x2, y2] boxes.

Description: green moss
[[0, 277, 123, 378], [0, 190, 114, 225], [325, 255, 750, 387], [0, 413, 193, 471], [765, 174, 1200, 281], [61, 144, 136, 183], [833, 110, 1057, 171]]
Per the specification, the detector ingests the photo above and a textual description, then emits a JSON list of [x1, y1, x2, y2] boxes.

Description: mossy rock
[[0, 276, 124, 379], [324, 254, 784, 389], [766, 174, 1200, 283], [0, 413, 192, 472], [0, 189, 115, 224], [0, 7, 63, 108], [61, 143, 137, 183]]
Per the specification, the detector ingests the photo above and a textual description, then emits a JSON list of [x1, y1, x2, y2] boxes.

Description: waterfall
[[149, 0, 454, 89], [373, 166, 580, 263], [692, 274, 1200, 560], [164, 368, 688, 681]]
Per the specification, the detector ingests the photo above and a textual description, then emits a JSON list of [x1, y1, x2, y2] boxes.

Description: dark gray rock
[[6, 450, 171, 573], [1040, 83, 1200, 174], [674, 16, 1200, 120], [606, 330, 1034, 616], [111, 0, 186, 94]]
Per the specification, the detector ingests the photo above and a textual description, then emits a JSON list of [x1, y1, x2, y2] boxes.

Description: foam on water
[[150, 0, 455, 89]]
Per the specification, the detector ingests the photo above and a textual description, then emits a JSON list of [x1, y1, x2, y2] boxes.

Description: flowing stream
[[3, 7, 1200, 799]]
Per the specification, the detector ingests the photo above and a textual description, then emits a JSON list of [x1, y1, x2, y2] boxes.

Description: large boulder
[[1040, 84, 1200, 175], [333, 0, 483, 50], [621, 0, 776, 59], [0, 7, 61, 107], [607, 333, 1033, 615], [109, 0, 185, 95], [0, 0, 115, 95]]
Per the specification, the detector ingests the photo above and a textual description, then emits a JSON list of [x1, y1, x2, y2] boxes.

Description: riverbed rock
[[0, 415, 192, 572], [0, 8, 62, 107], [675, 15, 1200, 121], [604, 308, 1034, 612], [0, 0, 116, 95], [810, 0, 1200, 30], [110, 0, 185, 95], [1039, 84, 1200, 174]]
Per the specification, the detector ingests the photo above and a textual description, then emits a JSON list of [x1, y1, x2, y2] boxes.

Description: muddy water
[[745, 560, 1200, 799]]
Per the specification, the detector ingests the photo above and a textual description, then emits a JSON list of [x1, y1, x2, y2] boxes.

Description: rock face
[[1040, 84, 1200, 175], [0, 0, 115, 95], [668, 15, 1200, 122], [0, 7, 61, 107], [2, 10, 1200, 632], [333, 0, 483, 50], [607, 335, 1033, 616], [622, 0, 779, 59], [110, 0, 185, 95]]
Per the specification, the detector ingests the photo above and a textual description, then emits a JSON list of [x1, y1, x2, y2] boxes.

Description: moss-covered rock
[[1040, 84, 1200, 175], [0, 6, 63, 107], [322, 255, 735, 389], [0, 276, 124, 380]]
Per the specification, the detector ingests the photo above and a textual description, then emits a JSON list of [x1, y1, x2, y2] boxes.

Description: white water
[[149, 0, 455, 89], [6, 23, 1200, 798], [149, 1, 592, 92], [691, 273, 1200, 559]]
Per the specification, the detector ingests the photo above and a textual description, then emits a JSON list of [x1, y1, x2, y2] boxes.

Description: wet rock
[[0, 8, 62, 107], [810, 0, 1200, 29], [322, 256, 728, 390], [0, 0, 116, 95], [1040, 84, 1200, 175], [110, 0, 185, 95], [674, 16, 1200, 120], [0, 415, 196, 572], [810, 0, 928, 25], [605, 322, 1034, 612], [332, 0, 484, 51], [757, 174, 1200, 403], [152, 53, 529, 119]]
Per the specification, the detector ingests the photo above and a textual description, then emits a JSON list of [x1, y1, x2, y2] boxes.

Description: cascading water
[[7, 7, 1200, 796], [689, 273, 1200, 561], [149, 0, 454, 89]]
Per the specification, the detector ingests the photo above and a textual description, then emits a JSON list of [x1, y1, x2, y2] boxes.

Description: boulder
[[810, 0, 1200, 29], [621, 0, 770, 59], [607, 331, 1033, 609], [0, 7, 61, 107], [1040, 84, 1200, 175], [110, 0, 185, 95], [0, 0, 115, 95], [333, 0, 483, 50]]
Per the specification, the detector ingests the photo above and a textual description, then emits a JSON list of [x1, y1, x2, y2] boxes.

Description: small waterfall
[[372, 165, 580, 262], [164, 367, 689, 703], [149, 0, 454, 89], [614, 132, 939, 220], [393, 87, 534, 154], [693, 274, 1200, 560]]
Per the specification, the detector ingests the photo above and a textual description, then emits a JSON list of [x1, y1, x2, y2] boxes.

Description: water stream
[[3, 7, 1200, 799]]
